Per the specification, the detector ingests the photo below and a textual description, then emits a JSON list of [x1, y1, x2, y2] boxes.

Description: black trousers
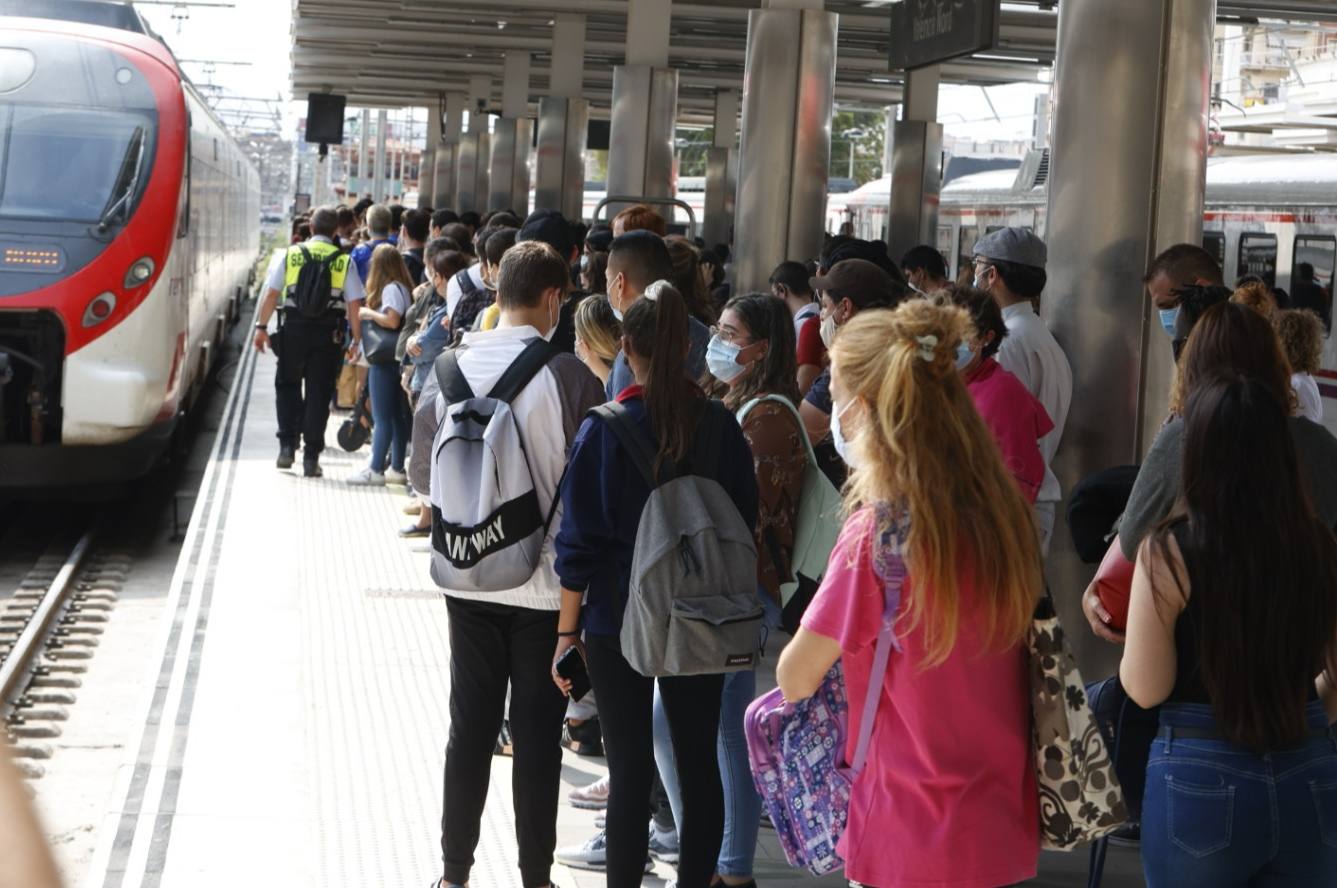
[[274, 316, 343, 458], [586, 632, 724, 888], [442, 597, 567, 888]]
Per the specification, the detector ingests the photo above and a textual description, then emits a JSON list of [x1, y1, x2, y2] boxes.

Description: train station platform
[[79, 331, 1144, 888]]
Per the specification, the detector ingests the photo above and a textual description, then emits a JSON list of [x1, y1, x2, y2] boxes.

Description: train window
[[1202, 231, 1226, 270], [1238, 233, 1278, 288], [1294, 235, 1336, 294], [985, 225, 1003, 235], [177, 113, 191, 238], [936, 225, 955, 277], [958, 225, 978, 276]]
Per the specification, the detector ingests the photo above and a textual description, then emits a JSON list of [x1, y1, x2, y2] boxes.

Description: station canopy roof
[[289, 0, 1337, 118]]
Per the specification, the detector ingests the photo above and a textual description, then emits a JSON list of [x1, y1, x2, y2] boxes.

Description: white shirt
[[1294, 372, 1324, 424], [793, 301, 820, 334], [262, 235, 366, 303], [377, 281, 409, 317], [996, 301, 1073, 505], [444, 262, 486, 318]]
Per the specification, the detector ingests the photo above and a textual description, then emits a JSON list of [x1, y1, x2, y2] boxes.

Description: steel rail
[[0, 531, 96, 717]]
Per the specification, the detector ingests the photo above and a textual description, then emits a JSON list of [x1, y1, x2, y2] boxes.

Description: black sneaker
[[303, 460, 323, 478], [276, 446, 296, 469], [563, 717, 604, 757]]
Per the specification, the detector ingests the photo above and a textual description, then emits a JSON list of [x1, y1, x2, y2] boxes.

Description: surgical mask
[[819, 313, 837, 349], [830, 399, 860, 469], [542, 294, 560, 341], [706, 335, 747, 383], [1159, 306, 1180, 338], [611, 305, 624, 322], [955, 341, 975, 370], [973, 265, 991, 291], [580, 254, 590, 272]]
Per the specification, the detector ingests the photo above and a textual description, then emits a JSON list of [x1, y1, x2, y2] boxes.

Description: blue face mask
[[1159, 306, 1180, 338], [706, 335, 747, 383], [955, 341, 975, 370]]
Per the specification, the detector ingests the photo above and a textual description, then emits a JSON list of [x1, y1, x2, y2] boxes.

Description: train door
[[1202, 230, 1226, 272], [936, 224, 955, 278], [1238, 232, 1279, 288]]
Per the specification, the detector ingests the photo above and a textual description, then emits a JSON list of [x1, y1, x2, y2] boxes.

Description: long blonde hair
[[830, 299, 1041, 666], [366, 243, 414, 310]]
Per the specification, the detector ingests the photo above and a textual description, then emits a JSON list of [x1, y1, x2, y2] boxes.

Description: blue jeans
[[368, 362, 409, 473], [652, 591, 776, 878], [1142, 701, 1337, 888]]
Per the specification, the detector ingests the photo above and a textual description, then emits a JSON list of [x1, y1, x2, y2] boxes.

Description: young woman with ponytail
[[776, 299, 1043, 888], [551, 282, 759, 888]]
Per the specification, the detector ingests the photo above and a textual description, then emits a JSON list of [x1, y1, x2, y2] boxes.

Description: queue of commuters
[[253, 196, 1337, 888]]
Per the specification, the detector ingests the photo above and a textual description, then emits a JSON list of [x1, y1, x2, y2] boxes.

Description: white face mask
[[973, 265, 992, 291], [542, 292, 560, 342], [830, 398, 860, 469], [819, 312, 838, 349]]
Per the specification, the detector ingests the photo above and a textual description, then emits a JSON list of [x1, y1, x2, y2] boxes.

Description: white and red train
[[840, 153, 1337, 435], [0, 6, 259, 486]]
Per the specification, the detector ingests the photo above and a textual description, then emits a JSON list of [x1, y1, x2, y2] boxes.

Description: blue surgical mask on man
[[1159, 306, 1180, 338], [706, 335, 747, 383]]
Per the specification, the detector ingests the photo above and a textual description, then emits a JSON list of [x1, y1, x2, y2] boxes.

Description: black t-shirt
[[550, 290, 585, 355], [403, 248, 426, 287]]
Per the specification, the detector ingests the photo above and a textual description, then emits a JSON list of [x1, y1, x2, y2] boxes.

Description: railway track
[[0, 528, 126, 778]]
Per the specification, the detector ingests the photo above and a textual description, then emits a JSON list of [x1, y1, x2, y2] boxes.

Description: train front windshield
[[0, 105, 155, 224]]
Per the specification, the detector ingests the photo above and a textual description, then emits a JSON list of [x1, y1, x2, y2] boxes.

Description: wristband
[[557, 630, 580, 638], [254, 322, 267, 330]]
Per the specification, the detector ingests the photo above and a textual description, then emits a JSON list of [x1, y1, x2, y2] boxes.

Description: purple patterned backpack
[[744, 507, 907, 875]]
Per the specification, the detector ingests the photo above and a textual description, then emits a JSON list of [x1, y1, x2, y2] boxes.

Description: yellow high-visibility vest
[[282, 239, 350, 312]]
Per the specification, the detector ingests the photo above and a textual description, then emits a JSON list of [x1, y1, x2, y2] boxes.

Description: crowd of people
[[253, 196, 1337, 888]]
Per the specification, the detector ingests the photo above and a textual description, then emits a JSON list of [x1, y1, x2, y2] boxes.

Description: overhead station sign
[[888, 0, 1000, 70]]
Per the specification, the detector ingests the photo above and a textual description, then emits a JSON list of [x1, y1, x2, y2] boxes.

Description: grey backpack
[[595, 400, 762, 677], [429, 339, 559, 592]]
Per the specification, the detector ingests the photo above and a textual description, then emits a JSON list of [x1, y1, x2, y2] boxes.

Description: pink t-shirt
[[801, 508, 1039, 888], [965, 358, 1053, 504]]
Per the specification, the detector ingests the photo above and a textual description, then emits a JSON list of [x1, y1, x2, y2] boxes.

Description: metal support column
[[887, 65, 943, 262], [418, 106, 435, 208], [434, 93, 464, 210], [535, 14, 589, 219], [490, 51, 534, 215], [457, 75, 492, 212], [1044, 0, 1217, 673], [373, 109, 388, 203], [732, 3, 837, 293], [702, 89, 739, 250], [607, 0, 677, 217], [357, 108, 370, 198]]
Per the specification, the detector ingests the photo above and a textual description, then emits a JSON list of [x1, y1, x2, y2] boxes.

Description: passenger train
[[839, 152, 1337, 431], [0, 7, 260, 486]]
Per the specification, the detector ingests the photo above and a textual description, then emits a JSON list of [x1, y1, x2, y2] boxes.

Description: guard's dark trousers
[[441, 597, 567, 888], [274, 315, 343, 459]]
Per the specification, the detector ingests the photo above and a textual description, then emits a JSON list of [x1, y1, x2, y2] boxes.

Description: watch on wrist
[[254, 323, 267, 330]]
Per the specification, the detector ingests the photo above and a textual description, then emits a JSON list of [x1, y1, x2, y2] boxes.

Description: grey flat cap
[[972, 227, 1048, 269]]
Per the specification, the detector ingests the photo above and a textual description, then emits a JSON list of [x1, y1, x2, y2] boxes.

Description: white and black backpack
[[428, 339, 560, 592], [596, 400, 762, 677]]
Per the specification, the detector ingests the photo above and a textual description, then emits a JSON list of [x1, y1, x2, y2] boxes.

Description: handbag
[[361, 318, 399, 365], [1029, 594, 1130, 850], [744, 507, 907, 875]]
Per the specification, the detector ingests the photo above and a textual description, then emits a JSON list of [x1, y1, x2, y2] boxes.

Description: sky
[[133, 0, 1046, 146]]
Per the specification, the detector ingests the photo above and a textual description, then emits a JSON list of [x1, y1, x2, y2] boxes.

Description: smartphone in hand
[[555, 645, 592, 702]]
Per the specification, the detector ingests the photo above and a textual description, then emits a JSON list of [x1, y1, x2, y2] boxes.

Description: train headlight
[[124, 257, 155, 288], [82, 292, 117, 328]]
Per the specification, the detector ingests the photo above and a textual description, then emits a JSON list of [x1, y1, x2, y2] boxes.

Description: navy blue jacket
[[554, 391, 759, 636]]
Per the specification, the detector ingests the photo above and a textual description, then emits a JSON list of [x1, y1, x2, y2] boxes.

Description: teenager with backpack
[[254, 206, 366, 477], [424, 241, 605, 888], [347, 244, 413, 487], [552, 283, 760, 888], [776, 300, 1042, 888], [652, 292, 811, 888]]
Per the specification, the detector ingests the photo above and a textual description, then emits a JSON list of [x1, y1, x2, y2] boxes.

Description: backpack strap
[[592, 402, 665, 488], [850, 510, 909, 774], [487, 339, 558, 403], [433, 348, 476, 406], [455, 267, 479, 298]]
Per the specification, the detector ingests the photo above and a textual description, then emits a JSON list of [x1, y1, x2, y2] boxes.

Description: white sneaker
[[568, 774, 610, 810], [554, 829, 607, 871], [648, 823, 679, 864], [346, 467, 386, 486], [384, 468, 408, 485]]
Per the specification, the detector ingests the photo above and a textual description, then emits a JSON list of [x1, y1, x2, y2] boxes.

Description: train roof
[[844, 152, 1337, 209], [3, 2, 181, 78]]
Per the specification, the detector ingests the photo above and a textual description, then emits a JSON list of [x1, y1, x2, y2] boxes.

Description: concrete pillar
[[373, 109, 388, 203], [702, 89, 740, 250], [1043, 0, 1216, 674], [418, 105, 436, 209], [887, 65, 943, 263], [606, 0, 677, 218], [535, 14, 589, 219], [357, 108, 370, 198], [490, 51, 534, 215], [457, 76, 492, 212], [732, 3, 837, 293], [433, 93, 464, 210]]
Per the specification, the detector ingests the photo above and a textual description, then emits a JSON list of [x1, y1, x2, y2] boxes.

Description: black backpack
[[289, 246, 341, 320]]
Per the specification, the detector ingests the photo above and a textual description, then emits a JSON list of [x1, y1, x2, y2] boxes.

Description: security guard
[[254, 206, 365, 477]]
